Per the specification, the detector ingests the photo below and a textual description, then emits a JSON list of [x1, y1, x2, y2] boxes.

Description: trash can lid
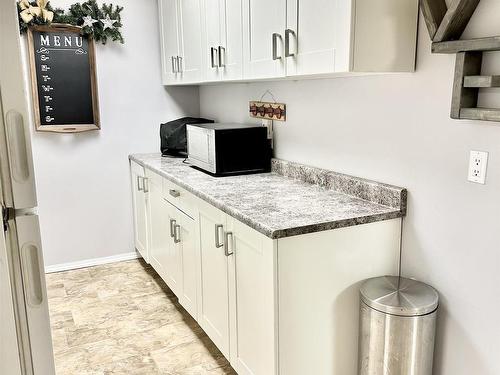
[[360, 276, 439, 317]]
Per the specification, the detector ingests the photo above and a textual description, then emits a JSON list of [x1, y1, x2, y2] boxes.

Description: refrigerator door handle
[[6, 111, 30, 183], [2, 109, 38, 209], [20, 242, 44, 307]]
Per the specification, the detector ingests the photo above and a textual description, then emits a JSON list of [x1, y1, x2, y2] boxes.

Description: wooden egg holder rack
[[421, 0, 500, 122]]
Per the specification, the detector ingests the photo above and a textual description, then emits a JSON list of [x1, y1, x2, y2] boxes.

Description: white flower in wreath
[[82, 15, 98, 29], [19, 0, 53, 23], [99, 14, 117, 30]]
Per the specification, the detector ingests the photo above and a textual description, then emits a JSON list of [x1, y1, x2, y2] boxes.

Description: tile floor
[[46, 259, 236, 375]]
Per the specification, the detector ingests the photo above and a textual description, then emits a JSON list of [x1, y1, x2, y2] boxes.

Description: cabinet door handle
[[170, 219, 176, 238], [215, 224, 224, 248], [224, 232, 233, 256], [218, 46, 225, 67], [143, 177, 149, 193], [174, 224, 181, 243], [285, 29, 296, 57], [210, 47, 218, 68], [169, 189, 180, 198], [137, 176, 142, 191], [272, 33, 282, 60], [171, 56, 177, 73], [177, 56, 183, 73]]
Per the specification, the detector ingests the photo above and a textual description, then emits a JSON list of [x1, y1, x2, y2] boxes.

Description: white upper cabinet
[[242, 0, 286, 80], [202, 0, 243, 82], [285, 0, 338, 76], [158, 0, 204, 84], [160, 0, 418, 84], [219, 0, 243, 80], [178, 0, 204, 83], [158, 0, 180, 85], [203, 0, 222, 82]]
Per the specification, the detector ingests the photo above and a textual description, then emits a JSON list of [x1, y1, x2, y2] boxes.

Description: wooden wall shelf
[[432, 36, 500, 54], [421, 0, 500, 122]]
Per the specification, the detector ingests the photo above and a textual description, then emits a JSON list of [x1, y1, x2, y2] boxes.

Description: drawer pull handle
[[170, 219, 176, 238], [224, 232, 233, 256], [215, 224, 224, 248], [169, 189, 180, 198], [174, 224, 181, 243]]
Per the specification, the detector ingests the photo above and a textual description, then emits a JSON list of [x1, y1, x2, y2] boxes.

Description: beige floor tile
[[47, 259, 233, 375]]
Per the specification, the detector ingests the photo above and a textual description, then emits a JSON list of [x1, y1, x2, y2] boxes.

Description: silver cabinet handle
[[218, 46, 225, 67], [272, 33, 282, 60], [169, 189, 180, 198], [224, 232, 233, 256], [177, 56, 183, 73], [215, 224, 224, 248], [210, 47, 218, 68], [143, 177, 149, 193], [170, 219, 176, 238], [137, 176, 142, 191], [285, 29, 296, 57], [174, 224, 181, 243], [171, 56, 177, 73]]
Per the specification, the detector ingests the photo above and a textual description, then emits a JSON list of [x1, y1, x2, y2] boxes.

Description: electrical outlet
[[468, 150, 488, 184]]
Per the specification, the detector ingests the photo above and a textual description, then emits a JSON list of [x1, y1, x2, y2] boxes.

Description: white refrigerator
[[0, 1, 56, 374]]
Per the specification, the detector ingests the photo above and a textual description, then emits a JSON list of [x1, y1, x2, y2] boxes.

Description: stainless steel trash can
[[358, 276, 439, 375]]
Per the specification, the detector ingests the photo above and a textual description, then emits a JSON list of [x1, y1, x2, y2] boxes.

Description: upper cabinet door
[[203, 0, 222, 82], [286, 0, 338, 76], [178, 0, 204, 83], [242, 0, 286, 80], [158, 0, 180, 84], [219, 0, 243, 81]]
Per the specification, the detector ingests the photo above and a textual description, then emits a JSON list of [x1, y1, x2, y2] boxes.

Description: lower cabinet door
[[178, 212, 198, 319], [131, 162, 149, 262], [149, 180, 170, 281], [198, 201, 230, 357], [229, 218, 278, 375], [164, 201, 183, 296]]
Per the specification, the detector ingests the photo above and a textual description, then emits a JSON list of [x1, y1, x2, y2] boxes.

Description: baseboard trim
[[45, 251, 141, 274]]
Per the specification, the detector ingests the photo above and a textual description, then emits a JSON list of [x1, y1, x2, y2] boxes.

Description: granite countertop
[[129, 153, 407, 239]]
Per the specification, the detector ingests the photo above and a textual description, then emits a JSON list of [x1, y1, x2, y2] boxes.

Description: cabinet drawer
[[163, 179, 196, 218]]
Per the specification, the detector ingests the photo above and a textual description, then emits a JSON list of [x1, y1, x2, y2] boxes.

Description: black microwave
[[186, 123, 271, 176]]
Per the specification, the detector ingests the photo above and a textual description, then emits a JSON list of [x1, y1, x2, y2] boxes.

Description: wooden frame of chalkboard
[[27, 24, 100, 133]]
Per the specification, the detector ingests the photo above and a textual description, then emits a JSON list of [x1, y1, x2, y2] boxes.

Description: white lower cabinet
[[227, 217, 277, 375], [130, 161, 149, 262], [131, 165, 401, 375], [197, 200, 231, 357], [148, 170, 169, 276], [177, 210, 198, 319]]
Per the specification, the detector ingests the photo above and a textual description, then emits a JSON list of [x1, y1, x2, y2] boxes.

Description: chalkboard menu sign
[[27, 24, 100, 133]]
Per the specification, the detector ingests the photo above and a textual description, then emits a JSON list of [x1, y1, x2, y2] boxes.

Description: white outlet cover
[[468, 150, 488, 184]]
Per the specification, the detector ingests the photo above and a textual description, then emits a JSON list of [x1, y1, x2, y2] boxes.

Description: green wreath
[[18, 0, 124, 45]]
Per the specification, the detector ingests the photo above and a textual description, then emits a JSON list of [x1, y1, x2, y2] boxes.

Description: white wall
[[198, 3, 500, 375], [28, 0, 199, 267]]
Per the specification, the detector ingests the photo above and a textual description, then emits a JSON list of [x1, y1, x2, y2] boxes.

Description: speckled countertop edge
[[129, 154, 407, 239]]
